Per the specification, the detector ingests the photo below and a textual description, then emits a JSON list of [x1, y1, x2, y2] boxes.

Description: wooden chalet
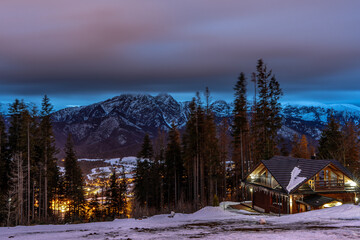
[[243, 156, 359, 214]]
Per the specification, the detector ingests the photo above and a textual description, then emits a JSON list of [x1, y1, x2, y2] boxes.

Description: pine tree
[[64, 134, 84, 222], [7, 99, 28, 225], [218, 118, 230, 201], [232, 72, 249, 199], [164, 123, 183, 209], [291, 134, 309, 159], [39, 95, 59, 221], [0, 114, 10, 225], [341, 121, 360, 176], [88, 194, 101, 222], [106, 169, 120, 218], [203, 88, 221, 205], [138, 134, 153, 160], [251, 59, 283, 163], [318, 116, 342, 160], [299, 135, 310, 159], [119, 166, 128, 217], [134, 134, 157, 209], [182, 98, 198, 206], [291, 134, 301, 157], [153, 129, 166, 210], [197, 94, 207, 206]]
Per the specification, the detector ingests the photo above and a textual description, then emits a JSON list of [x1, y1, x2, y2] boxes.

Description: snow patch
[[219, 201, 241, 209], [191, 206, 236, 219], [104, 158, 121, 165], [78, 158, 103, 162], [2, 204, 360, 239]]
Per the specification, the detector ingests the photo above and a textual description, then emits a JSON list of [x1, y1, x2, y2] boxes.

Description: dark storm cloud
[[0, 0, 360, 105]]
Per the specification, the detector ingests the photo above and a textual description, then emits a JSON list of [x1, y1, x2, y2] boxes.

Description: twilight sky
[[0, 0, 360, 110]]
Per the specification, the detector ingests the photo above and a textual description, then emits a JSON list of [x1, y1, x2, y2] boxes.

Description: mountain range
[[50, 94, 360, 158]]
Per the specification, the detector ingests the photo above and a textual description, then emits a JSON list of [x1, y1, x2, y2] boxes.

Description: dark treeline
[[133, 59, 360, 216], [133, 59, 284, 215], [0, 96, 128, 226]]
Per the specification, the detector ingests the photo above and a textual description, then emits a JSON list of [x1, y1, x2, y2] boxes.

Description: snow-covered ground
[[2, 204, 360, 239], [81, 156, 139, 181]]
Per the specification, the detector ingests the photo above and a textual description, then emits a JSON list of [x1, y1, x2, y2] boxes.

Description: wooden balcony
[[309, 180, 344, 191], [251, 176, 278, 189]]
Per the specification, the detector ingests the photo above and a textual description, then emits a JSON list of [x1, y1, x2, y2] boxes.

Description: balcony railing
[[251, 176, 278, 188], [309, 179, 344, 191]]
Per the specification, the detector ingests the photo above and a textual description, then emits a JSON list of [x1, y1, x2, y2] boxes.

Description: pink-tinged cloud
[[0, 0, 359, 104]]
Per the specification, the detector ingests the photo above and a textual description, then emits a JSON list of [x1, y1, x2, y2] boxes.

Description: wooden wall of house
[[252, 190, 271, 213], [290, 195, 306, 214], [289, 195, 312, 214], [321, 192, 356, 203], [252, 190, 288, 214], [269, 194, 288, 214]]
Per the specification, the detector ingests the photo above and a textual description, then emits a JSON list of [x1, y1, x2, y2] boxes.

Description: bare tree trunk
[[200, 155, 205, 206], [44, 146, 48, 221], [16, 153, 24, 225], [32, 181, 35, 223], [195, 113, 199, 210], [240, 130, 244, 201], [174, 166, 177, 209], [7, 193, 11, 226], [27, 122, 31, 225], [39, 165, 42, 221], [193, 157, 197, 210]]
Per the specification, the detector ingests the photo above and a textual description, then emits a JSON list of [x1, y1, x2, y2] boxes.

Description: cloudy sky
[[0, 0, 360, 110]]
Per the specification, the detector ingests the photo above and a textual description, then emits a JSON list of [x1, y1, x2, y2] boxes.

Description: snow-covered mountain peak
[[50, 93, 360, 158]]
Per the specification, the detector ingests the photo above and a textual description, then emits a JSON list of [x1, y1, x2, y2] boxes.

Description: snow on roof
[[286, 167, 306, 193], [259, 156, 353, 194]]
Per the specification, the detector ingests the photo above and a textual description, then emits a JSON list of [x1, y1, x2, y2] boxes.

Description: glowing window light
[[346, 180, 357, 187], [323, 201, 342, 208]]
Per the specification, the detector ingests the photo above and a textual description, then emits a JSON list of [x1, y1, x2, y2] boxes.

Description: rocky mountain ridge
[[50, 93, 360, 158]]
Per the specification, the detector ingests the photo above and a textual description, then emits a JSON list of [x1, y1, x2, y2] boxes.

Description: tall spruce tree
[[291, 134, 310, 159], [39, 95, 59, 220], [0, 114, 10, 225], [138, 134, 153, 159], [232, 72, 249, 199], [106, 169, 121, 218], [64, 134, 84, 222], [164, 123, 183, 209], [119, 166, 128, 217], [341, 121, 360, 176], [317, 116, 342, 160], [182, 98, 199, 206], [7, 99, 28, 225], [134, 134, 158, 209], [218, 118, 230, 202], [251, 59, 283, 163], [203, 88, 221, 205]]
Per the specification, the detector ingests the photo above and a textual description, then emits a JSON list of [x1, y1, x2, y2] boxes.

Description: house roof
[[260, 156, 354, 194]]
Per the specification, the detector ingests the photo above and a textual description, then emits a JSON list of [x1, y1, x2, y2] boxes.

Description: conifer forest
[[1, 59, 359, 226]]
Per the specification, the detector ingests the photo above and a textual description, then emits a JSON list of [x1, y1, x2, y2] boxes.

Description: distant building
[[243, 156, 360, 214]]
